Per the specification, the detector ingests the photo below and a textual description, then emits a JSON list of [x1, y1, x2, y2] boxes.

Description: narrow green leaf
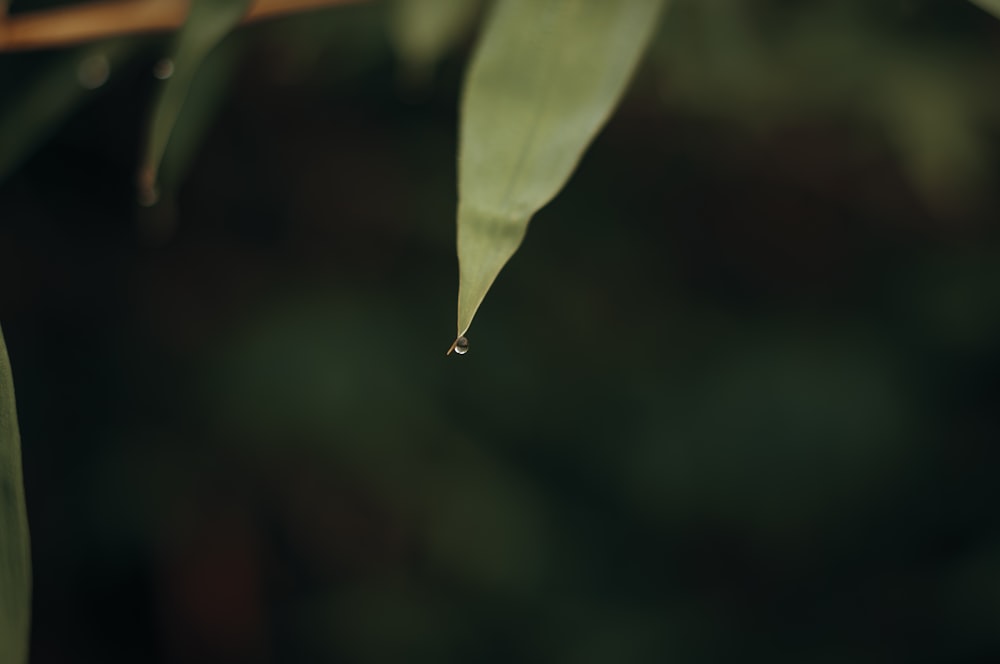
[[454, 0, 664, 341], [0, 325, 30, 664], [971, 0, 1000, 18], [157, 37, 245, 194], [138, 0, 251, 204], [389, 0, 481, 85]]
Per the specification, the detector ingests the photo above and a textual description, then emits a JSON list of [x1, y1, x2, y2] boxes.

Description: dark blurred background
[[3, 0, 1000, 662]]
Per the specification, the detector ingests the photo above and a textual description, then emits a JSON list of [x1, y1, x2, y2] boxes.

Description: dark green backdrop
[[2, 1, 1000, 662]]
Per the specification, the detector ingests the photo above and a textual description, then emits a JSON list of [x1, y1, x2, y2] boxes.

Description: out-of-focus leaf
[[882, 68, 988, 219], [157, 36, 245, 193], [138, 0, 251, 204], [138, 38, 246, 244], [0, 41, 135, 182], [971, 0, 1000, 19], [389, 0, 481, 85], [655, 1, 996, 220], [0, 325, 30, 664], [452, 0, 664, 345]]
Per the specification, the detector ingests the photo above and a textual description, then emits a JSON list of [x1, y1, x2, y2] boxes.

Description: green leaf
[[156, 36, 245, 194], [138, 0, 251, 204], [881, 66, 988, 219], [0, 325, 30, 664], [453, 0, 664, 343], [971, 0, 1000, 18], [389, 0, 482, 85]]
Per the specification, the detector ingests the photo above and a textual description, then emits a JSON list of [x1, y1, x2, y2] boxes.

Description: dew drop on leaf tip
[[452, 336, 469, 355]]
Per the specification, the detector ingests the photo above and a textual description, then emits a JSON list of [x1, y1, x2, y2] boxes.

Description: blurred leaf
[[158, 36, 245, 192], [138, 38, 246, 243], [655, 1, 996, 219], [971, 0, 1000, 18], [0, 41, 135, 182], [453, 0, 664, 342], [138, 0, 251, 204], [389, 0, 481, 85], [657, 2, 998, 133], [882, 68, 988, 219], [0, 325, 30, 664]]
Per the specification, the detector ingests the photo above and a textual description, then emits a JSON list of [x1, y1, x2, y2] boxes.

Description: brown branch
[[0, 0, 367, 52]]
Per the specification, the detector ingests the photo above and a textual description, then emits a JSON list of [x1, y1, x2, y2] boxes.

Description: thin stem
[[0, 0, 366, 52]]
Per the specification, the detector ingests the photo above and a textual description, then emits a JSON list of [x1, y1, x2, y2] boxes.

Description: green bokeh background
[[2, 1, 1000, 662]]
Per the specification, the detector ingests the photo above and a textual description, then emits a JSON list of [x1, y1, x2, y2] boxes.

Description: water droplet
[[153, 58, 175, 80], [454, 336, 469, 355], [77, 54, 110, 89]]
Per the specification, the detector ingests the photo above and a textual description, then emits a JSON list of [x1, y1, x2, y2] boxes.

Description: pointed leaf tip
[[454, 0, 664, 337]]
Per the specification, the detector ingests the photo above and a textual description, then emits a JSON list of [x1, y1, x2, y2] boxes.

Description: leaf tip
[[446, 335, 469, 356]]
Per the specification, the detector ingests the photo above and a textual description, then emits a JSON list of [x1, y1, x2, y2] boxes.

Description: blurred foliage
[[973, 0, 1000, 19], [656, 0, 1000, 218], [137, 0, 252, 205], [2, 0, 1000, 663], [388, 0, 481, 87]]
